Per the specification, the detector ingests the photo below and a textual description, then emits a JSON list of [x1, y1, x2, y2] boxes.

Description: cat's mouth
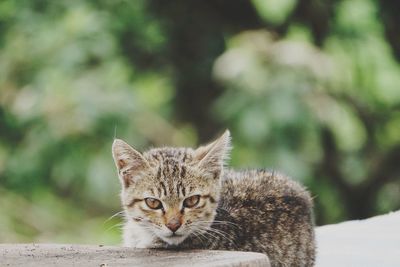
[[169, 233, 183, 238], [161, 233, 187, 245]]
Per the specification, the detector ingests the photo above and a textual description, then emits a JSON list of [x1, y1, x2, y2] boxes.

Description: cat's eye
[[183, 195, 200, 208], [145, 198, 163, 210]]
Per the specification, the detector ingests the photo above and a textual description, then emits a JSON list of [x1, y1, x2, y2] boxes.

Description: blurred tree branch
[[147, 0, 272, 141], [287, 0, 337, 46], [379, 0, 400, 62], [318, 92, 400, 220]]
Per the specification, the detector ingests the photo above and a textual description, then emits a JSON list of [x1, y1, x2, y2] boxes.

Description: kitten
[[112, 130, 315, 266]]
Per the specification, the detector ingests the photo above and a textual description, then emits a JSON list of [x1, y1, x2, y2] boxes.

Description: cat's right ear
[[112, 139, 149, 188]]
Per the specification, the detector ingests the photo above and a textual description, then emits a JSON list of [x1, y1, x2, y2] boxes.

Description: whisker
[[202, 225, 237, 241], [194, 220, 239, 228], [192, 223, 238, 249], [198, 228, 236, 249], [190, 230, 208, 246], [206, 227, 236, 241], [187, 226, 216, 248], [104, 222, 124, 233], [103, 211, 124, 225]]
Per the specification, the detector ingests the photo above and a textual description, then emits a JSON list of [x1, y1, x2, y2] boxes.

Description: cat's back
[[221, 169, 312, 208], [217, 169, 315, 266]]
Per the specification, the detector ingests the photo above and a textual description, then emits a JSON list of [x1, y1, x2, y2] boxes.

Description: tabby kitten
[[112, 130, 315, 266]]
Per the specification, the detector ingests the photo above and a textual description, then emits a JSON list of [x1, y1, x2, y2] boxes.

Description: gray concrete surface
[[0, 243, 270, 267], [316, 210, 400, 267]]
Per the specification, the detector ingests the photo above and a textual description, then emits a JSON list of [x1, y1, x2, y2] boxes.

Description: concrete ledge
[[316, 210, 400, 267], [0, 244, 270, 267]]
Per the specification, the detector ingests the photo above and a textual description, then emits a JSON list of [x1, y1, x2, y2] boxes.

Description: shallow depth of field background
[[0, 0, 399, 244]]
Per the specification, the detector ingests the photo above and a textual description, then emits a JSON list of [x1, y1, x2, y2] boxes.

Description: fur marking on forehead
[[145, 147, 194, 164]]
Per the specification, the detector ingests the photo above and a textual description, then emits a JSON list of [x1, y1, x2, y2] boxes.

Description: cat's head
[[112, 130, 231, 245]]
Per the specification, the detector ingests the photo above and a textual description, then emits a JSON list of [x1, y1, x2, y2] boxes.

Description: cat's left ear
[[194, 130, 231, 179]]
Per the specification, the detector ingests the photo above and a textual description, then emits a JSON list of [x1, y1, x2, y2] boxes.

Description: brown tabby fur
[[112, 130, 315, 266]]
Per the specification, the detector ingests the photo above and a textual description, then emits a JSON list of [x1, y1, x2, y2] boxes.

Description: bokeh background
[[1, 0, 400, 245]]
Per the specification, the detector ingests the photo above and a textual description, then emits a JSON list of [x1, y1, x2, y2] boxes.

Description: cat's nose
[[166, 219, 181, 233]]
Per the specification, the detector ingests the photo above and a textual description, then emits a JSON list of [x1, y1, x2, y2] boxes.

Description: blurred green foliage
[[0, 0, 399, 244]]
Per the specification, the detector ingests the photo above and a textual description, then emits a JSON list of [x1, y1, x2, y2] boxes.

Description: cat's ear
[[194, 130, 231, 178], [112, 139, 149, 188]]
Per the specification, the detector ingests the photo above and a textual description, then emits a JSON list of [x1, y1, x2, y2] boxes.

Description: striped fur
[[112, 130, 315, 266]]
